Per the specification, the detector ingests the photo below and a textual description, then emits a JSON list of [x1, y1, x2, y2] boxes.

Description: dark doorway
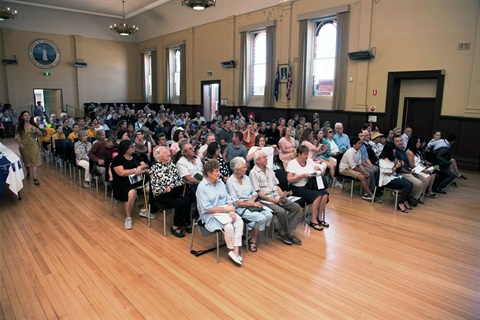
[[384, 70, 445, 130], [403, 97, 435, 140]]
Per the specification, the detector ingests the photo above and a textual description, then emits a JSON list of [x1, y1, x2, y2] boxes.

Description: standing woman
[[15, 111, 42, 185]]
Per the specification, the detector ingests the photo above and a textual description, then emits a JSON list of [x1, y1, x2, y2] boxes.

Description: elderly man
[[393, 135, 426, 205], [197, 133, 216, 161], [176, 142, 203, 194], [88, 135, 116, 181], [249, 151, 302, 245], [333, 122, 349, 153], [401, 126, 413, 148]]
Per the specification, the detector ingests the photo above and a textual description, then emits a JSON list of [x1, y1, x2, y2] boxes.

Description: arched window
[[252, 31, 266, 96], [313, 20, 336, 97]]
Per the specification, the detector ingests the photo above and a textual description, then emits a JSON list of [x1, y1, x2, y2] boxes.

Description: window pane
[[174, 49, 180, 96], [252, 31, 266, 96], [144, 52, 152, 102], [313, 21, 336, 96]]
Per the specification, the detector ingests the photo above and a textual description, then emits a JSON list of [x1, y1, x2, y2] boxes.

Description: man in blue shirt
[[333, 122, 349, 153]]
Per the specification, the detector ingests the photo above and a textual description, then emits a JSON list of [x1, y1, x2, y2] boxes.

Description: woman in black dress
[[111, 139, 150, 230]]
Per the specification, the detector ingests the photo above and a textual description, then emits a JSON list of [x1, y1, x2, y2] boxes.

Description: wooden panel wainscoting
[[2, 137, 478, 319]]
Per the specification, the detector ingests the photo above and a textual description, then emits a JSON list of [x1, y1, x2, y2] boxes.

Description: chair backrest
[[64, 140, 76, 163], [54, 139, 67, 158]]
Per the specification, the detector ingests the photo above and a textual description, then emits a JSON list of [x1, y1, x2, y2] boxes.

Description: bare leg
[[250, 228, 260, 243], [358, 174, 373, 196], [31, 166, 38, 180], [124, 189, 137, 218], [310, 196, 322, 224]]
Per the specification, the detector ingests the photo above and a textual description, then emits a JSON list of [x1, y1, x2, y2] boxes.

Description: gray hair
[[78, 130, 87, 138], [253, 150, 265, 163], [230, 156, 246, 172], [95, 129, 105, 139], [334, 122, 343, 129]]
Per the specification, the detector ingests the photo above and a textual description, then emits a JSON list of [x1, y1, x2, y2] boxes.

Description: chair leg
[[371, 186, 377, 205], [163, 209, 167, 236], [350, 180, 354, 198], [189, 219, 196, 252], [394, 190, 399, 211], [110, 192, 114, 216], [216, 231, 220, 263]]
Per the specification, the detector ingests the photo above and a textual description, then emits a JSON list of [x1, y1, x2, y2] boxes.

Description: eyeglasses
[[186, 147, 194, 151]]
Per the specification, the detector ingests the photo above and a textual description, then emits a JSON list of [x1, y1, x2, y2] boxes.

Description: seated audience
[[246, 134, 277, 169], [314, 128, 336, 183], [339, 137, 378, 201], [111, 139, 151, 230], [428, 133, 458, 194], [226, 157, 273, 253], [378, 142, 414, 212], [223, 131, 247, 163], [176, 142, 203, 195], [74, 130, 93, 188], [68, 123, 80, 142], [278, 127, 296, 169], [393, 135, 427, 204], [242, 123, 257, 150], [196, 160, 244, 265], [333, 122, 349, 153], [406, 136, 437, 203], [287, 145, 330, 231], [249, 151, 302, 245], [197, 133, 216, 161], [204, 142, 230, 182], [134, 129, 152, 163], [150, 146, 192, 238], [170, 128, 184, 156], [88, 135, 116, 182]]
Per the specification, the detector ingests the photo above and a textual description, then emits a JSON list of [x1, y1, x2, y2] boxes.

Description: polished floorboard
[[1, 137, 479, 319]]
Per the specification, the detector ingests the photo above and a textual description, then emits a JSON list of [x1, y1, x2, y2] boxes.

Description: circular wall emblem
[[28, 39, 60, 69]]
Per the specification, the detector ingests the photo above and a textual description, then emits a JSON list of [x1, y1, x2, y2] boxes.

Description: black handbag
[[305, 176, 329, 190]]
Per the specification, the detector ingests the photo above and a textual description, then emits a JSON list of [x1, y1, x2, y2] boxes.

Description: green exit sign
[[43, 72, 51, 76]]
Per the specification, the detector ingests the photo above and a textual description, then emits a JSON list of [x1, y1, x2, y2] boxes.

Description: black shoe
[[170, 227, 185, 238], [184, 225, 193, 234], [450, 182, 458, 188], [458, 175, 467, 180], [435, 187, 447, 194], [408, 197, 418, 207]]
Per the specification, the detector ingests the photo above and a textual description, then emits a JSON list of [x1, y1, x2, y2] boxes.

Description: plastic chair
[[371, 186, 399, 211], [189, 218, 224, 263]]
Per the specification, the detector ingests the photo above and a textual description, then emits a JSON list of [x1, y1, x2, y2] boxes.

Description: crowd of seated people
[[24, 102, 470, 266]]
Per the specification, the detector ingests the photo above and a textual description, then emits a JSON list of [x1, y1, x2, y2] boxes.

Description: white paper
[[260, 200, 274, 205], [413, 164, 425, 174], [262, 206, 273, 213], [213, 213, 232, 225], [316, 176, 325, 189], [287, 196, 302, 202]]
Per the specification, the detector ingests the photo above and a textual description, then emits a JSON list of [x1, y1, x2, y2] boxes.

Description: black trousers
[[384, 178, 413, 203], [152, 186, 192, 226]]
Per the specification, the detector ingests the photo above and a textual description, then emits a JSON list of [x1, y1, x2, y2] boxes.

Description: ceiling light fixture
[[110, 0, 138, 36], [0, 5, 18, 21], [181, 0, 216, 11]]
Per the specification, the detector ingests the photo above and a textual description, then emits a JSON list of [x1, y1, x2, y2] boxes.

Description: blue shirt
[[196, 178, 232, 215], [333, 133, 350, 151]]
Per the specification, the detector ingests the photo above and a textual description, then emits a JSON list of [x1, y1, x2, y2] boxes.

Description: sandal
[[308, 221, 323, 231], [397, 205, 409, 213], [425, 191, 437, 198], [248, 241, 257, 252], [319, 220, 329, 228]]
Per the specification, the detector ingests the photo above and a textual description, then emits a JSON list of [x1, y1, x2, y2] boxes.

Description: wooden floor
[[1, 137, 479, 319]]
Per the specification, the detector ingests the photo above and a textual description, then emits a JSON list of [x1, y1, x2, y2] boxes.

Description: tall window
[[251, 31, 266, 96], [173, 48, 181, 97], [313, 20, 336, 97], [143, 51, 152, 102]]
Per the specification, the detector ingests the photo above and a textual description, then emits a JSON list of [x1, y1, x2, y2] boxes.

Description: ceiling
[[4, 0, 170, 18]]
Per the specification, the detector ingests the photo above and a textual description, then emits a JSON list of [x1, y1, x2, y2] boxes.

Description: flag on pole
[[274, 64, 279, 102], [286, 64, 292, 100]]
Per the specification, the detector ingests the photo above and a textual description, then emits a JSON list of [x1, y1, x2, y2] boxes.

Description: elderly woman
[[287, 145, 329, 231], [226, 157, 273, 253], [196, 160, 244, 265], [204, 142, 230, 182], [75, 130, 93, 188], [111, 139, 151, 230], [150, 146, 192, 237]]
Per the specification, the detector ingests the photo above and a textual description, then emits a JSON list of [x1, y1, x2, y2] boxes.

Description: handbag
[[305, 177, 318, 190]]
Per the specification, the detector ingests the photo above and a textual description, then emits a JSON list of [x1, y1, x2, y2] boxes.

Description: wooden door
[[403, 97, 436, 140]]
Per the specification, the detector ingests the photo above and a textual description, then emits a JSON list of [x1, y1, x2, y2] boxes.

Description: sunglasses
[[328, 131, 333, 133]]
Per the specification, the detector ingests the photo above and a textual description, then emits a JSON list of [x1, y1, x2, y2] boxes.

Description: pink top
[[279, 137, 296, 168]]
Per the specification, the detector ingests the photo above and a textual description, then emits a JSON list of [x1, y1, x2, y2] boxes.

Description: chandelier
[[181, 0, 216, 11], [110, 1, 138, 36], [0, 5, 17, 21]]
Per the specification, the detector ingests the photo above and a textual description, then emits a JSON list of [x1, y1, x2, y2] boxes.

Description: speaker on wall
[[347, 50, 375, 61], [220, 60, 236, 68]]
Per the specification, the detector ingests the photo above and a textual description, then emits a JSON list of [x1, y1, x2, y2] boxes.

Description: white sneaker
[[334, 181, 343, 189], [228, 251, 242, 265], [124, 218, 132, 230], [362, 195, 373, 201], [139, 208, 156, 219]]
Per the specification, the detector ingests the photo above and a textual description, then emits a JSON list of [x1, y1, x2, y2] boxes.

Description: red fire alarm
[[373, 89, 377, 96]]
